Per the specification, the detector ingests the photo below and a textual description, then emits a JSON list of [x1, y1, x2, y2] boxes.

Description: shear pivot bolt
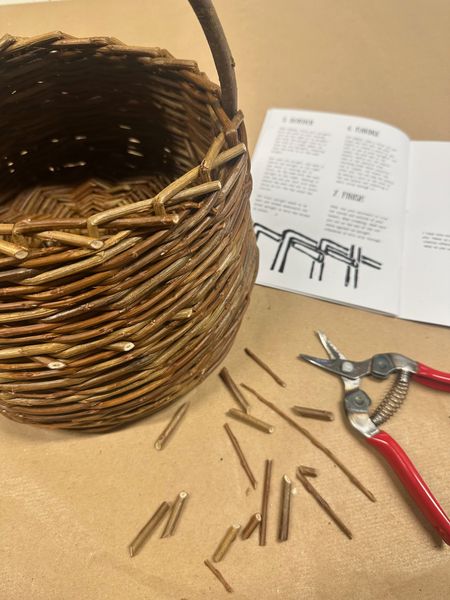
[[342, 361, 354, 374]]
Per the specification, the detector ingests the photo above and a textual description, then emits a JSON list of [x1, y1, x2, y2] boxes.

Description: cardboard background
[[0, 1, 449, 598]]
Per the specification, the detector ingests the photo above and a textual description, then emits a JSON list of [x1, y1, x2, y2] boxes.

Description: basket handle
[[188, 0, 237, 118]]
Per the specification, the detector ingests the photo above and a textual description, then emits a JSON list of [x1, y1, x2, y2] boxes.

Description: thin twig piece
[[241, 384, 376, 503], [129, 501, 171, 557], [299, 465, 318, 477], [260, 459, 273, 546], [292, 405, 334, 421], [278, 475, 292, 542], [244, 347, 287, 387], [154, 402, 190, 450], [220, 367, 250, 413], [212, 524, 241, 562], [204, 559, 233, 593], [223, 423, 257, 489], [241, 512, 262, 540], [227, 408, 274, 433], [161, 491, 189, 538], [296, 468, 353, 540]]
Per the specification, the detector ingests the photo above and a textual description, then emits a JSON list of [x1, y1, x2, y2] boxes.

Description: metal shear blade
[[299, 331, 372, 382], [316, 330, 346, 360]]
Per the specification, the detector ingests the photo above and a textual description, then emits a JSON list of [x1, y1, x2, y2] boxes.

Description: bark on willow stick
[[204, 559, 233, 593], [31, 355, 66, 370], [128, 501, 171, 557], [161, 491, 189, 538], [220, 367, 250, 412], [260, 459, 273, 546], [241, 384, 376, 503], [296, 468, 353, 540], [223, 423, 257, 489], [278, 475, 292, 542], [212, 524, 241, 562], [227, 407, 274, 433], [241, 512, 262, 540], [244, 347, 287, 387], [299, 465, 318, 477], [292, 405, 335, 421], [154, 402, 190, 450]]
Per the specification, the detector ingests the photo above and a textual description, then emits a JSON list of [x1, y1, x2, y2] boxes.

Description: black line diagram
[[254, 223, 382, 289]]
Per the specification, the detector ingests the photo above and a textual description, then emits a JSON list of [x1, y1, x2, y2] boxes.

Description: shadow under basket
[[0, 6, 258, 431]]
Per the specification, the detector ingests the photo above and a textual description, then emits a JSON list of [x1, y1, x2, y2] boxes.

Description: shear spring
[[371, 370, 410, 426]]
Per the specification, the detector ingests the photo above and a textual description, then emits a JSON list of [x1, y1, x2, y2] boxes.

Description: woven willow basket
[[0, 0, 258, 431]]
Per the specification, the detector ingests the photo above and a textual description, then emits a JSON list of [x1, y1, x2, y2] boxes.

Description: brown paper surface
[[0, 1, 449, 598]]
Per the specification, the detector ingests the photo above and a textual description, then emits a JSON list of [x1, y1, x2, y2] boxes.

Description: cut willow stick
[[292, 405, 334, 421], [227, 408, 274, 433], [244, 347, 287, 387], [128, 501, 171, 557], [154, 402, 190, 450], [212, 524, 241, 562], [86, 144, 246, 237], [296, 468, 353, 540], [299, 465, 318, 477], [171, 308, 193, 320], [223, 423, 257, 489], [106, 341, 135, 352], [241, 384, 376, 503], [0, 239, 28, 260], [259, 459, 273, 546], [204, 559, 233, 594], [278, 475, 292, 542], [36, 230, 104, 250], [220, 367, 249, 413], [31, 355, 66, 370], [241, 512, 262, 540], [161, 491, 189, 538]]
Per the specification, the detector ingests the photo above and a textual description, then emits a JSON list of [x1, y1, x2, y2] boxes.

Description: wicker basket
[[0, 0, 258, 431]]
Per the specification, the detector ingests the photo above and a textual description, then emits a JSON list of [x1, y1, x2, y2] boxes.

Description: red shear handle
[[366, 430, 450, 545], [413, 362, 450, 392]]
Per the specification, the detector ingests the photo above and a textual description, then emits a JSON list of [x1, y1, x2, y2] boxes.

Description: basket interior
[[0, 34, 218, 223]]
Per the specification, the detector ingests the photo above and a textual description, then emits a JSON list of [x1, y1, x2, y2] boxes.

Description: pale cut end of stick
[[160, 490, 189, 538], [107, 341, 135, 352], [15, 248, 29, 260], [121, 342, 135, 352], [241, 512, 262, 540], [48, 360, 66, 370], [89, 239, 104, 250]]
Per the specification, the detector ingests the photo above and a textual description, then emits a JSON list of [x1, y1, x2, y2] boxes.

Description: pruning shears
[[300, 331, 450, 545]]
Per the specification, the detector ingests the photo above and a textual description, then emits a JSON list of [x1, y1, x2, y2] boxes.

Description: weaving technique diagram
[[254, 223, 382, 289]]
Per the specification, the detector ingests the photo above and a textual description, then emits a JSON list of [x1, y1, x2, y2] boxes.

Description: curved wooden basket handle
[[188, 0, 237, 118]]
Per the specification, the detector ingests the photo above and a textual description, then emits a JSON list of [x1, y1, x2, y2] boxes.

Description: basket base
[[0, 174, 174, 224]]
